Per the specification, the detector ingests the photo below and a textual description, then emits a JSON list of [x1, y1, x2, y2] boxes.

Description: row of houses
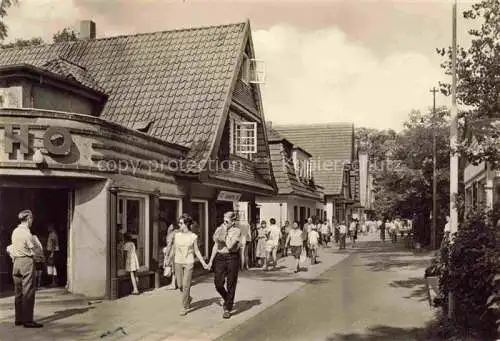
[[0, 20, 371, 300]]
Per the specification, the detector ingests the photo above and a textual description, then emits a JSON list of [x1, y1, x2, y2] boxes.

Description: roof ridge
[[273, 122, 354, 127], [0, 21, 247, 51]]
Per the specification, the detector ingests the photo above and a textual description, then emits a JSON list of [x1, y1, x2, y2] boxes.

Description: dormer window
[[241, 54, 266, 85]]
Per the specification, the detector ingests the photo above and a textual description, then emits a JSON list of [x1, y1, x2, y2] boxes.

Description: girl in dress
[[163, 224, 178, 289], [255, 221, 267, 268], [166, 214, 209, 316], [123, 234, 140, 295]]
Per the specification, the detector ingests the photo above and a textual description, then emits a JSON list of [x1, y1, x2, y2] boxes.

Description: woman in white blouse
[[166, 213, 209, 316]]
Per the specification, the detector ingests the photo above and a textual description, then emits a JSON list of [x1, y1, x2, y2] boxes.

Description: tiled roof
[[273, 123, 355, 196], [41, 57, 105, 94], [0, 22, 248, 167], [268, 130, 322, 200]]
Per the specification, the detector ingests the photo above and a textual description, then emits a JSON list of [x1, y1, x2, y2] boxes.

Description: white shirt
[[173, 231, 198, 264], [267, 224, 281, 246], [9, 223, 34, 258], [308, 230, 319, 245], [339, 224, 347, 234], [320, 224, 330, 234]]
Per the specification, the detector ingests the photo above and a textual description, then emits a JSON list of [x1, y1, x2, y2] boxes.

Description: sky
[[2, 0, 479, 131]]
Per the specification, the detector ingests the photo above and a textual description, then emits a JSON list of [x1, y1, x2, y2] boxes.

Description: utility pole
[[448, 0, 458, 320], [431, 87, 438, 250]]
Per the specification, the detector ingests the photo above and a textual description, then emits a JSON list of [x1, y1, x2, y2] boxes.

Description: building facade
[[256, 126, 325, 226], [272, 124, 360, 224], [0, 20, 276, 299], [464, 161, 500, 212]]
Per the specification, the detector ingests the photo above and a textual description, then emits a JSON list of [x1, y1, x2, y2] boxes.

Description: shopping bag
[[163, 266, 172, 277], [299, 249, 307, 266]]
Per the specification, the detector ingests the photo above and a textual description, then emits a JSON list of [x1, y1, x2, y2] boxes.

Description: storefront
[[0, 109, 187, 299]]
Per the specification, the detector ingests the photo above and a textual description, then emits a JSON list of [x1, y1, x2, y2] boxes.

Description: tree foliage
[[0, 27, 78, 49], [437, 0, 500, 167], [358, 109, 451, 245], [0, 0, 18, 40], [52, 27, 78, 43]]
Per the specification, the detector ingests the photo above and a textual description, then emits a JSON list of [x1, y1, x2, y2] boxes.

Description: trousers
[[174, 263, 194, 310], [12, 257, 36, 323], [213, 252, 239, 311]]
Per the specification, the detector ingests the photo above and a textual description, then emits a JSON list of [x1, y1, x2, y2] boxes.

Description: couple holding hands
[[166, 211, 241, 318]]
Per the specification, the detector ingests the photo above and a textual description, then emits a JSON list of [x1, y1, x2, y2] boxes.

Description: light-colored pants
[[12, 257, 36, 323], [174, 263, 193, 310]]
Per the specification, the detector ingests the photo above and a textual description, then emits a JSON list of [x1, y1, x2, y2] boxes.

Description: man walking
[[208, 211, 241, 319], [264, 218, 281, 270], [6, 210, 43, 328]]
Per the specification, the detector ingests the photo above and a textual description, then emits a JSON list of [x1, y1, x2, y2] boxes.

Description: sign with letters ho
[[217, 191, 241, 202], [3, 124, 73, 156]]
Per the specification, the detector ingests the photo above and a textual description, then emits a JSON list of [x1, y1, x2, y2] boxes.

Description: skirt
[[256, 239, 266, 258]]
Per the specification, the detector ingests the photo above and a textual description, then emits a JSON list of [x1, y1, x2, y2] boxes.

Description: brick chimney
[[80, 20, 96, 40]]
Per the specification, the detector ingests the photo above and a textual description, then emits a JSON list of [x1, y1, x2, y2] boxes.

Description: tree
[[0, 0, 18, 40], [437, 0, 500, 167], [1, 36, 42, 48], [52, 27, 78, 43], [359, 109, 451, 245], [0, 27, 78, 49]]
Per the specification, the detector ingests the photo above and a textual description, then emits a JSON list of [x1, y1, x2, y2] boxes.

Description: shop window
[[191, 200, 208, 257], [0, 86, 22, 108], [307, 207, 311, 219], [293, 206, 298, 223], [116, 195, 149, 276], [159, 198, 181, 248]]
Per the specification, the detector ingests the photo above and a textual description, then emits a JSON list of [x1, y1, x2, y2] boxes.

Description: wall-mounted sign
[[217, 191, 241, 202], [3, 124, 73, 156]]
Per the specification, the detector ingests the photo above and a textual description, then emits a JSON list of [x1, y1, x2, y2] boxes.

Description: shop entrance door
[[0, 188, 69, 293]]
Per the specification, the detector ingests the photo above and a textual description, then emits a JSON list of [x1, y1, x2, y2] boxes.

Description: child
[[123, 234, 140, 295], [308, 226, 320, 264], [285, 221, 304, 273], [163, 224, 178, 289]]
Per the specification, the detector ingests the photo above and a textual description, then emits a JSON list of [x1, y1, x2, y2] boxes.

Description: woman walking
[[167, 213, 209, 316], [163, 224, 178, 289], [285, 221, 303, 273]]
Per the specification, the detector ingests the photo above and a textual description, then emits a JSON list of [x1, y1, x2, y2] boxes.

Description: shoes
[[222, 310, 231, 319], [188, 296, 192, 307], [180, 310, 187, 316], [131, 291, 140, 295], [23, 322, 43, 328]]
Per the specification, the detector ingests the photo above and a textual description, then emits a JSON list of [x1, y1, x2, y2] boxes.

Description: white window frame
[[191, 199, 209, 257], [117, 192, 150, 277], [159, 196, 183, 220], [229, 117, 257, 157]]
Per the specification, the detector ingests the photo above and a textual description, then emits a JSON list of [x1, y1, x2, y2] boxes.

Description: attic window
[[241, 54, 266, 85], [229, 117, 257, 159]]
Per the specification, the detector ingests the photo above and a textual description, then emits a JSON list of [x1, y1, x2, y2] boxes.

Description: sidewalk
[[0, 246, 349, 341]]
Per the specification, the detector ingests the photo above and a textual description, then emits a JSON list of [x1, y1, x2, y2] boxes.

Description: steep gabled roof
[[273, 123, 355, 196], [268, 127, 322, 199], [0, 22, 248, 169]]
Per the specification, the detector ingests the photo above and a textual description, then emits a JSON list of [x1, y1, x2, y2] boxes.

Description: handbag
[[163, 266, 172, 277]]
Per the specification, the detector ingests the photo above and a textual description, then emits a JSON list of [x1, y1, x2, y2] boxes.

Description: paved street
[[218, 237, 435, 341], [0, 235, 434, 341]]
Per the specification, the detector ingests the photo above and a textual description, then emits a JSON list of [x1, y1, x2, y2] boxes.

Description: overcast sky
[[3, 0, 478, 131]]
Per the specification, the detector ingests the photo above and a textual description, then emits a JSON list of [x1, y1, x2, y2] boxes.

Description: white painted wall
[[257, 197, 326, 226], [326, 202, 334, 223], [69, 180, 110, 298]]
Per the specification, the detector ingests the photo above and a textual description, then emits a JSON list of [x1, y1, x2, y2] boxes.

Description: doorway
[[0, 188, 69, 293]]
